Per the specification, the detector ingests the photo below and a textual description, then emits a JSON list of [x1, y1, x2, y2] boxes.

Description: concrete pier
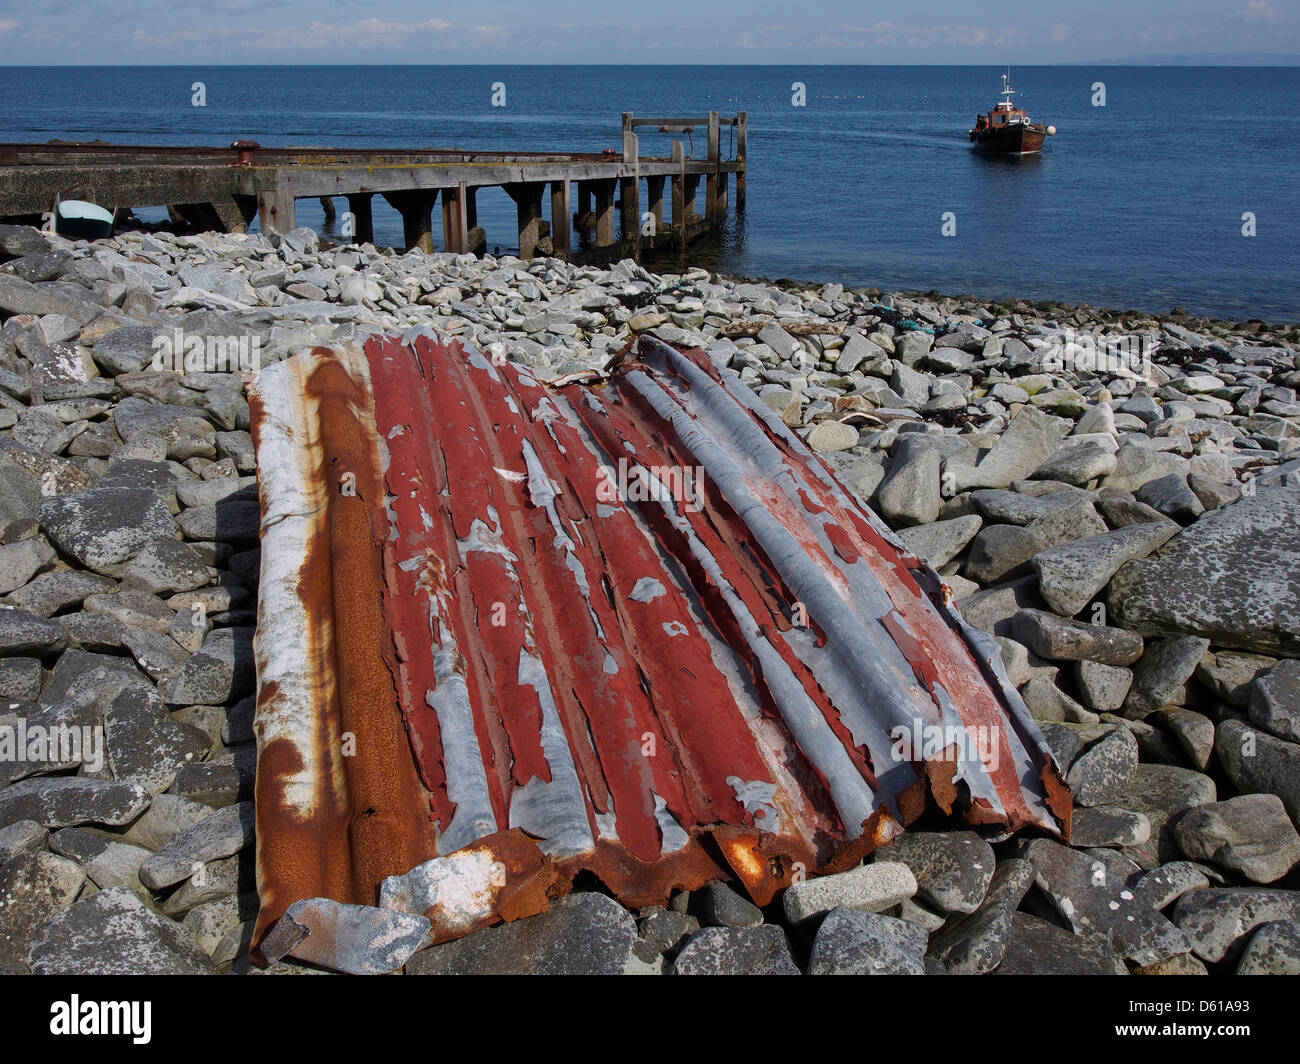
[[0, 112, 747, 262]]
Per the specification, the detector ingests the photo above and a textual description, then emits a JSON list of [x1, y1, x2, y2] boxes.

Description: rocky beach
[[1, 219, 1299, 977]]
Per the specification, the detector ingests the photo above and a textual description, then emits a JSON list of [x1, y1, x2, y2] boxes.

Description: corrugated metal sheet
[[247, 331, 1070, 955]]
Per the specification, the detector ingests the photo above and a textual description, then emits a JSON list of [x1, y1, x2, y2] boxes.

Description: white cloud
[[0, 17, 20, 33], [128, 17, 500, 53], [1236, 1, 1281, 22]]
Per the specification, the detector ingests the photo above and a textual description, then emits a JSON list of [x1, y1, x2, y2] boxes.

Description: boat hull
[[55, 200, 115, 241], [969, 123, 1046, 156]]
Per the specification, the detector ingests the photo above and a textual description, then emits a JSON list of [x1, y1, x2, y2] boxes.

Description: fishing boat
[[969, 72, 1056, 156], [51, 198, 115, 240]]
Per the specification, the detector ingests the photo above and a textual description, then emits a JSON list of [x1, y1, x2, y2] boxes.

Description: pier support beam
[[550, 180, 571, 258], [620, 176, 640, 258], [461, 186, 484, 255], [345, 193, 374, 245], [717, 170, 728, 217], [573, 181, 594, 244], [706, 110, 720, 226], [684, 174, 701, 226], [174, 196, 256, 235], [319, 196, 336, 221], [621, 126, 640, 260], [736, 111, 747, 212], [505, 181, 546, 259], [593, 179, 616, 248], [383, 190, 439, 253], [646, 175, 665, 241], [256, 190, 296, 235], [671, 141, 686, 252], [441, 182, 469, 253]]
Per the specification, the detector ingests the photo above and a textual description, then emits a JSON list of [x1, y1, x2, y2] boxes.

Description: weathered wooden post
[[175, 199, 255, 235], [382, 190, 439, 253], [736, 111, 747, 212], [319, 196, 336, 220], [550, 179, 571, 258], [441, 182, 469, 253], [256, 189, 296, 234], [706, 110, 720, 226], [594, 179, 615, 247], [646, 175, 666, 245], [621, 126, 640, 259], [345, 193, 374, 245], [671, 140, 686, 252], [506, 181, 546, 258], [684, 173, 701, 227]]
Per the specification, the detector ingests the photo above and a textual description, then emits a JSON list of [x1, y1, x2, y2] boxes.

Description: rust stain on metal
[[248, 332, 1070, 958]]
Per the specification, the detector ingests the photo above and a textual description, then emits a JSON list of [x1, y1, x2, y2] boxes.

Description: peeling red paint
[[249, 332, 1070, 956]]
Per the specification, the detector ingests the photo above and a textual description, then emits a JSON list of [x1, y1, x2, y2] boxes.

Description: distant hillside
[[1087, 52, 1300, 66]]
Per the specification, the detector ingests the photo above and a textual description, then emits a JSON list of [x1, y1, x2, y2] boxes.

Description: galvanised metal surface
[[248, 331, 1069, 953]]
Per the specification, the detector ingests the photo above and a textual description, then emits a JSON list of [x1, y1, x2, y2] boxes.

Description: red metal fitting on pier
[[230, 139, 260, 167]]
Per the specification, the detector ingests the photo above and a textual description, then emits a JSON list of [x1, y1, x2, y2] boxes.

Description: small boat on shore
[[969, 73, 1056, 156], [51, 197, 116, 240]]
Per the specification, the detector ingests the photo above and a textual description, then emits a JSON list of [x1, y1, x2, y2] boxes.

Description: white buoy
[[1046, 125, 1058, 136]]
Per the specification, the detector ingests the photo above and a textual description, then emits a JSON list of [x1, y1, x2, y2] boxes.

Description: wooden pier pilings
[[0, 111, 746, 262]]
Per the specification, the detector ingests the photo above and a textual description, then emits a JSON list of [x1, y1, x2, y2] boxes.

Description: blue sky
[[0, 0, 1295, 64]]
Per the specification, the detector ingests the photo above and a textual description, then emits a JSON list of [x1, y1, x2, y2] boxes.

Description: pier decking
[[0, 112, 747, 261]]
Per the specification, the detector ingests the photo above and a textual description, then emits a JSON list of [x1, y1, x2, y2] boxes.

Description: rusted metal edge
[[248, 331, 1069, 960]]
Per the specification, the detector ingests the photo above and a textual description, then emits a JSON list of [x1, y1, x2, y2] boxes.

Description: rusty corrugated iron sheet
[[247, 332, 1070, 955]]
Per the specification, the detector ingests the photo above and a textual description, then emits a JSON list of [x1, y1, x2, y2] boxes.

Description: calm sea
[[1, 65, 1296, 321]]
